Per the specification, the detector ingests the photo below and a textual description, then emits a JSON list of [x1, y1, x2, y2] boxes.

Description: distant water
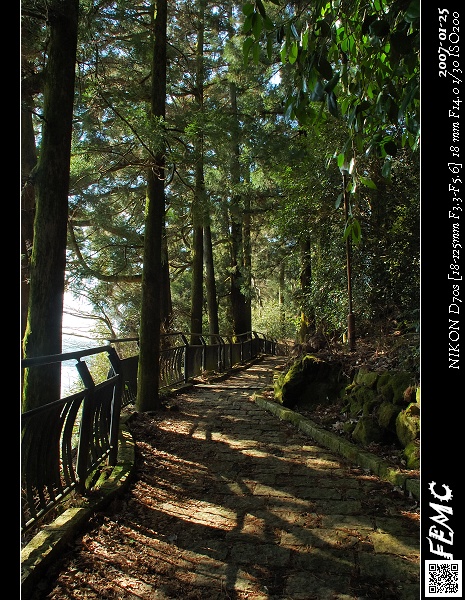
[[62, 333, 94, 353], [60, 297, 100, 394], [61, 334, 99, 395], [61, 335, 82, 395]]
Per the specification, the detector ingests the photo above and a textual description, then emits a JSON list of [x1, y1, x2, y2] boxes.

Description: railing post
[[261, 332, 267, 354], [218, 336, 225, 372], [179, 332, 189, 383], [252, 331, 259, 358], [74, 360, 95, 495], [106, 347, 123, 466], [200, 336, 207, 372], [225, 336, 232, 369]]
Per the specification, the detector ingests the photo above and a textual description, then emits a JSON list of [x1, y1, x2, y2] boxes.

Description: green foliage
[[23, 0, 419, 362], [242, 0, 420, 171], [252, 301, 299, 341]]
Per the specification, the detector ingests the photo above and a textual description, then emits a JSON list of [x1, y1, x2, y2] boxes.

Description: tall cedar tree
[[229, 80, 251, 335], [22, 0, 79, 411], [136, 0, 168, 412], [189, 0, 206, 345]]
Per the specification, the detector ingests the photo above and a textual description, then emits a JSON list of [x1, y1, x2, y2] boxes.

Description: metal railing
[[114, 330, 278, 407], [21, 330, 278, 535], [21, 346, 123, 534]]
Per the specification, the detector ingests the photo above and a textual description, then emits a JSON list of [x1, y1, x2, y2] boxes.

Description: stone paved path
[[41, 355, 420, 600]]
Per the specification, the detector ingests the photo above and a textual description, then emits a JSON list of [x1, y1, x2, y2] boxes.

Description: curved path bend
[[33, 355, 420, 600]]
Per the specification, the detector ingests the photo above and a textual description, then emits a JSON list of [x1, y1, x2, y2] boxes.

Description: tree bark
[[298, 237, 315, 342], [204, 223, 219, 336], [190, 0, 206, 345], [190, 221, 204, 344], [229, 81, 250, 336], [22, 0, 79, 411], [242, 180, 252, 333], [161, 224, 173, 333], [136, 0, 167, 412], [20, 93, 37, 346], [278, 261, 285, 338]]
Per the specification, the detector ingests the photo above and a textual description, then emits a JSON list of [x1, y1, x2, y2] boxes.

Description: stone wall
[[274, 355, 420, 469]]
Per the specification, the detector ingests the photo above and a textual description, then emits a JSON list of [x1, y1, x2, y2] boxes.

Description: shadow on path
[[35, 356, 420, 600]]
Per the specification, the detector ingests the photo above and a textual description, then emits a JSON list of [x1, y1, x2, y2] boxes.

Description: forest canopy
[[21, 0, 420, 409]]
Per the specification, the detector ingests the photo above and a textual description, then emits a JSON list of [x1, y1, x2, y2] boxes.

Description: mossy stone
[[273, 373, 286, 404], [354, 386, 375, 404], [352, 416, 385, 445], [353, 368, 368, 385], [346, 395, 364, 417], [403, 440, 420, 469], [344, 386, 374, 417], [377, 401, 402, 432], [354, 368, 379, 389], [273, 354, 348, 408], [396, 402, 420, 447], [390, 372, 416, 404], [377, 381, 394, 403], [363, 396, 382, 416], [343, 421, 357, 435], [343, 382, 358, 395], [276, 361, 420, 454], [273, 354, 315, 405], [376, 372, 391, 390]]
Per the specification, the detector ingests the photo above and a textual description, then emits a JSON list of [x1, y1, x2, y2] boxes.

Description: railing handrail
[[21, 345, 124, 535], [107, 330, 269, 343], [21, 344, 114, 368], [21, 330, 280, 535]]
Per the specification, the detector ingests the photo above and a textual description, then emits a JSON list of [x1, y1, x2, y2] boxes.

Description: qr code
[[425, 561, 462, 597]]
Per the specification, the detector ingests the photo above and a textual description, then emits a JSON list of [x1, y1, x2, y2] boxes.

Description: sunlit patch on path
[[41, 356, 420, 600]]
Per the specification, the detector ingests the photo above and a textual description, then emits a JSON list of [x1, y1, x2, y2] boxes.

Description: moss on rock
[[376, 372, 391, 390], [352, 416, 386, 445], [276, 357, 419, 461], [354, 368, 379, 389], [377, 401, 402, 432], [396, 402, 420, 447], [342, 381, 357, 396], [377, 381, 394, 403], [273, 354, 348, 408], [343, 386, 384, 419], [341, 367, 418, 452], [390, 372, 417, 404], [343, 421, 357, 435], [363, 396, 382, 417], [403, 439, 420, 469], [343, 386, 370, 416]]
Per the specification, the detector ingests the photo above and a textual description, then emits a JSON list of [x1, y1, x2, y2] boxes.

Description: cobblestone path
[[39, 355, 420, 600]]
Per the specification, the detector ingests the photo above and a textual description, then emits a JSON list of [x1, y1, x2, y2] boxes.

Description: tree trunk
[[298, 237, 315, 342], [136, 0, 167, 412], [190, 0, 206, 345], [160, 224, 173, 333], [190, 221, 204, 344], [22, 0, 79, 411], [242, 180, 252, 333], [204, 223, 219, 336], [278, 261, 285, 339], [20, 92, 38, 347], [229, 81, 250, 336]]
